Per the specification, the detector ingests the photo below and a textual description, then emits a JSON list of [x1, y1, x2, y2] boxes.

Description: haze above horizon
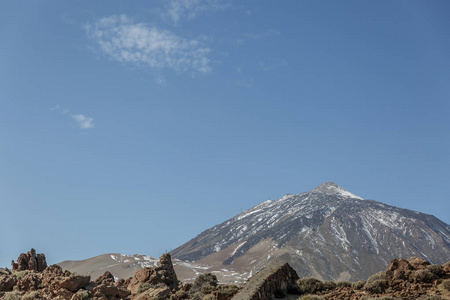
[[1, 0, 449, 267]]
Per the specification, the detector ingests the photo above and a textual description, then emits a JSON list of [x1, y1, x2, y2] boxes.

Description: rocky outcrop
[[232, 262, 299, 300], [6, 248, 448, 300], [385, 258, 414, 282], [95, 271, 115, 284], [229, 257, 450, 300], [158, 253, 178, 287], [11, 248, 47, 272], [1, 249, 132, 299], [0, 250, 186, 299], [128, 253, 179, 294], [2, 249, 247, 299], [284, 257, 450, 300]]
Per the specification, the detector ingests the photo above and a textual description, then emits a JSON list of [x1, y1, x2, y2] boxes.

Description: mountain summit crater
[[310, 182, 364, 200]]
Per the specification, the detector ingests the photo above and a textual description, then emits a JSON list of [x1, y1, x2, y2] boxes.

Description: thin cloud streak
[[72, 114, 94, 129], [86, 15, 212, 74]]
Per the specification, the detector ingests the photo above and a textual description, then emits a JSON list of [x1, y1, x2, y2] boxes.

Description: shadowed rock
[[11, 248, 47, 273], [232, 262, 299, 300], [0, 275, 17, 292]]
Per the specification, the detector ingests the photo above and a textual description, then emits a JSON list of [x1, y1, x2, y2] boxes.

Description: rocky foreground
[[0, 249, 449, 299], [0, 249, 239, 300], [234, 258, 450, 300]]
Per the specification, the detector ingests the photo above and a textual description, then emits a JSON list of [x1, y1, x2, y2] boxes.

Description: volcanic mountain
[[170, 182, 450, 281]]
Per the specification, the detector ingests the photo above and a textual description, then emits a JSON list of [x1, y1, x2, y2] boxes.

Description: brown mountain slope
[[57, 253, 248, 284], [171, 182, 450, 281]]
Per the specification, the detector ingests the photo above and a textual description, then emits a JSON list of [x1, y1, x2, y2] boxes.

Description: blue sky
[[1, 0, 449, 266]]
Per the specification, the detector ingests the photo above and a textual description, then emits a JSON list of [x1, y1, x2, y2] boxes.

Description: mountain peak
[[310, 182, 364, 199]]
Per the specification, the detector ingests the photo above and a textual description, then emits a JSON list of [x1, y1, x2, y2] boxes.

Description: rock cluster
[[2, 250, 230, 300], [381, 257, 450, 299], [11, 248, 47, 273], [1, 249, 130, 299], [127, 253, 179, 299], [285, 257, 450, 300], [128, 253, 178, 294], [3, 248, 448, 300], [231, 257, 450, 300]]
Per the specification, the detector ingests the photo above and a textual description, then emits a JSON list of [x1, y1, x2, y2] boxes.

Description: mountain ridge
[[170, 182, 450, 281]]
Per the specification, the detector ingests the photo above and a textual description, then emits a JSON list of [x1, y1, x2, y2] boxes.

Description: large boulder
[[0, 275, 17, 291], [93, 282, 131, 299], [135, 286, 170, 300], [386, 258, 413, 282], [232, 262, 299, 300], [58, 274, 91, 292]]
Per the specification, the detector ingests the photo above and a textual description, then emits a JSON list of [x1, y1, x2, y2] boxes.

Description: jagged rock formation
[[1, 249, 241, 299], [1, 249, 130, 299], [231, 257, 450, 300], [298, 257, 450, 299], [232, 262, 299, 300], [11, 248, 47, 273], [171, 182, 450, 281], [3, 249, 449, 299], [127, 253, 179, 294], [57, 252, 222, 284]]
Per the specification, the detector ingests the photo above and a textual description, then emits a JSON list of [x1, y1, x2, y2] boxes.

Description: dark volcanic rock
[[0, 275, 17, 291], [11, 248, 47, 273]]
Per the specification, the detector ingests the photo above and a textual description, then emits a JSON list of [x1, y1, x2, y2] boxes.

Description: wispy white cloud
[[166, 0, 230, 24], [50, 106, 93, 130], [72, 114, 94, 129], [86, 15, 212, 74]]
